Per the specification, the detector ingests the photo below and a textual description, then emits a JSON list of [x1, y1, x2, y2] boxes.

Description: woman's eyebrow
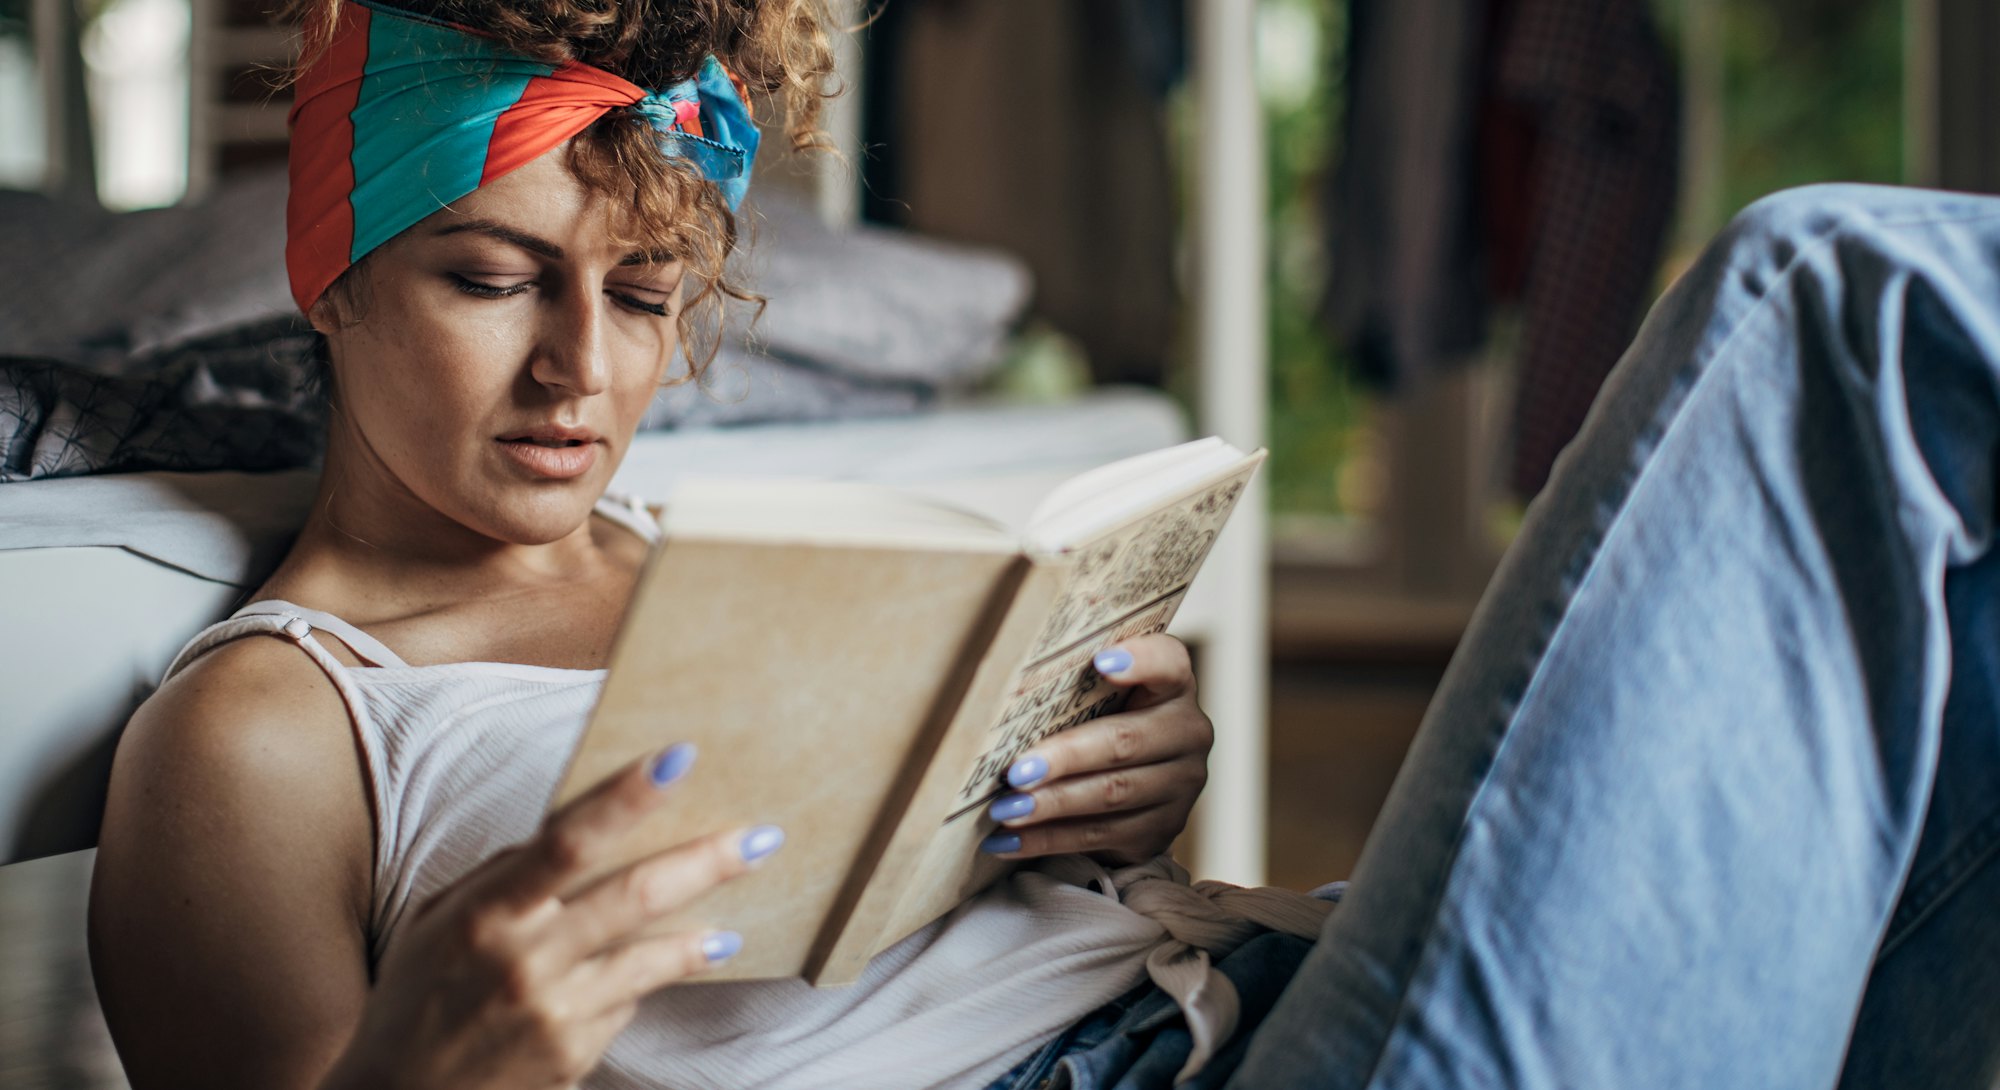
[[431, 219, 565, 259], [618, 250, 679, 268]]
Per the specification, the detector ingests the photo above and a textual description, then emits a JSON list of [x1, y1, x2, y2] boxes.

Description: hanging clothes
[[1496, 0, 1681, 497], [1319, 0, 1494, 388], [1322, 0, 1678, 498]]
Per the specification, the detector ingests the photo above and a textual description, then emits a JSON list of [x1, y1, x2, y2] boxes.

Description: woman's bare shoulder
[[109, 633, 374, 916], [93, 635, 376, 1086], [131, 632, 358, 765]]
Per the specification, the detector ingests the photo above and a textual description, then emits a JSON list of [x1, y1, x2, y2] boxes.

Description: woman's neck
[[265, 427, 634, 617]]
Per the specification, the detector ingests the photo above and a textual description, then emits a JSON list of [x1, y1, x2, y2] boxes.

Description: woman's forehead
[[420, 147, 680, 265]]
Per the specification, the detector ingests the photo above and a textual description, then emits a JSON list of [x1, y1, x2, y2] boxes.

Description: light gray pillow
[[0, 169, 293, 368], [727, 190, 1032, 388]]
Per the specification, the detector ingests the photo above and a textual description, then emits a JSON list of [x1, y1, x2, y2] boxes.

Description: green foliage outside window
[[1261, 0, 1372, 521], [1260, 0, 1906, 520], [1659, 0, 1905, 242]]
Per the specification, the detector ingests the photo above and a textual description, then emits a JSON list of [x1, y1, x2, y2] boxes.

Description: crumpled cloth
[[1038, 855, 1337, 1083]]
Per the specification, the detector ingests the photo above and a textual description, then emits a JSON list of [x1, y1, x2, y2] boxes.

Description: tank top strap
[[233, 600, 412, 668], [595, 490, 662, 545], [164, 497, 651, 681], [161, 605, 391, 683]]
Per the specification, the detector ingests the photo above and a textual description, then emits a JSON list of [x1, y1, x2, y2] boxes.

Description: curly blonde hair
[[285, 0, 837, 383]]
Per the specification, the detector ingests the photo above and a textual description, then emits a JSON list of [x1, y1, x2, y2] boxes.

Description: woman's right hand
[[320, 744, 781, 1090]]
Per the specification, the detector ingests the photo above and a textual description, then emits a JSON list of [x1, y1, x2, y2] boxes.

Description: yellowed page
[[839, 453, 1266, 965]]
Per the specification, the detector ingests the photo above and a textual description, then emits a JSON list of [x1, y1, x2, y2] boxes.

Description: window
[[1268, 0, 1917, 606], [82, 0, 192, 209], [0, 0, 192, 208]]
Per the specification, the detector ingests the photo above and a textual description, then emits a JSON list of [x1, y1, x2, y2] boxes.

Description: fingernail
[[702, 931, 743, 963], [1094, 647, 1134, 676], [980, 832, 1022, 855], [739, 825, 785, 863], [988, 793, 1036, 823], [650, 743, 697, 788], [1007, 755, 1048, 789]]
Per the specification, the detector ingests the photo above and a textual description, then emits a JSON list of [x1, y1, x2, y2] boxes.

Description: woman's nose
[[530, 282, 613, 397]]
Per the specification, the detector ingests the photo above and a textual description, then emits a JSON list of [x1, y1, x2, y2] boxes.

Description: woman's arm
[[980, 632, 1213, 866], [92, 637, 777, 1090], [90, 637, 375, 1089]]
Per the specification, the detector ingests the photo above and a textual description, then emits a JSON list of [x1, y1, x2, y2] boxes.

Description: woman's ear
[[307, 294, 341, 337]]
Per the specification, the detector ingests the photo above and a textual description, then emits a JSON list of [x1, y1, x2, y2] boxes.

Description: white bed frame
[[1187, 0, 1270, 887]]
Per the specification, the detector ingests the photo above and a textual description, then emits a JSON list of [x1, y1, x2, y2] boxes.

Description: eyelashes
[[619, 294, 671, 317], [449, 274, 529, 300], [448, 274, 674, 317]]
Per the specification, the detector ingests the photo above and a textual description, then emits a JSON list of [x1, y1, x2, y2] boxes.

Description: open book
[[547, 437, 1265, 985]]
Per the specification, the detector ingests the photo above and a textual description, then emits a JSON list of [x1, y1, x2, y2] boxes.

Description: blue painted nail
[[650, 743, 697, 788], [1007, 755, 1048, 789], [989, 793, 1036, 823], [702, 931, 743, 962], [739, 825, 785, 862], [980, 832, 1022, 855], [1094, 647, 1134, 676]]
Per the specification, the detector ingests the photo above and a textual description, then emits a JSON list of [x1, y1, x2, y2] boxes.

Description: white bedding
[[0, 388, 1184, 585], [0, 389, 1190, 863]]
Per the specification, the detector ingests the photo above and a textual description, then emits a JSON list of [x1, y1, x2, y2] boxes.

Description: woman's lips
[[496, 437, 600, 479]]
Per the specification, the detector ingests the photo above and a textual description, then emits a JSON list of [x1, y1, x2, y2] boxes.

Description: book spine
[[801, 556, 1035, 984]]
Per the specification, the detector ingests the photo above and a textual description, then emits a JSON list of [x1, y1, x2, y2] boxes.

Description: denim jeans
[[1214, 184, 2000, 1089]]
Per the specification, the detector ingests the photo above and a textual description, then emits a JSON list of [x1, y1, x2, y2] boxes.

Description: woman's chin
[[469, 483, 606, 545]]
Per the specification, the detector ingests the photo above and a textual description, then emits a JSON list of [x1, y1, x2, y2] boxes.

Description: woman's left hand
[[979, 633, 1212, 867]]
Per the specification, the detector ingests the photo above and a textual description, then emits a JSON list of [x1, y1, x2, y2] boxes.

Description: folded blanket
[[728, 194, 1032, 388], [0, 172, 296, 369], [644, 344, 930, 429]]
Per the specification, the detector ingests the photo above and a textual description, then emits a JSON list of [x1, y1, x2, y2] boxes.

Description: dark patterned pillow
[[0, 317, 324, 482]]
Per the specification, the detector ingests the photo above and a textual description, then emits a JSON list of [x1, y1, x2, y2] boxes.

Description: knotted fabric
[[1038, 855, 1337, 1083], [285, 0, 759, 311]]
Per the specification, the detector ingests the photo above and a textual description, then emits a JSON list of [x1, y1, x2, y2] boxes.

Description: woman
[[90, 0, 2000, 1086], [88, 1, 1235, 1087]]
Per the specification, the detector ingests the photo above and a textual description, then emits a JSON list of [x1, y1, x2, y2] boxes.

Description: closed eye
[[450, 273, 532, 299], [450, 273, 672, 316], [612, 291, 672, 317]]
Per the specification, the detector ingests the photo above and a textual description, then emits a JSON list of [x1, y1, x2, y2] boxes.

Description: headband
[[285, 0, 760, 312]]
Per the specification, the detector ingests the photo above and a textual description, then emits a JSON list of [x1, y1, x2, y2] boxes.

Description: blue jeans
[[1000, 184, 2000, 1089], [1218, 184, 2000, 1089]]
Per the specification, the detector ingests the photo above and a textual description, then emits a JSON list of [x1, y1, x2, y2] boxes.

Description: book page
[[1021, 437, 1241, 546], [666, 478, 1015, 548], [833, 452, 1265, 965], [952, 461, 1256, 811]]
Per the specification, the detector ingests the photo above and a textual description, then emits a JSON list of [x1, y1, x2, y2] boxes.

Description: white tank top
[[161, 497, 1167, 1090]]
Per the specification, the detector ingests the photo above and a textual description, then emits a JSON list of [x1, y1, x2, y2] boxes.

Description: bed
[[0, 385, 1215, 864]]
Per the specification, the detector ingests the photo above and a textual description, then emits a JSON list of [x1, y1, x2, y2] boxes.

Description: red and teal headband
[[285, 0, 760, 312]]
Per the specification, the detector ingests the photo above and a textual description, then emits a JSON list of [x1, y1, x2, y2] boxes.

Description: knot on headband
[[285, 0, 760, 312]]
